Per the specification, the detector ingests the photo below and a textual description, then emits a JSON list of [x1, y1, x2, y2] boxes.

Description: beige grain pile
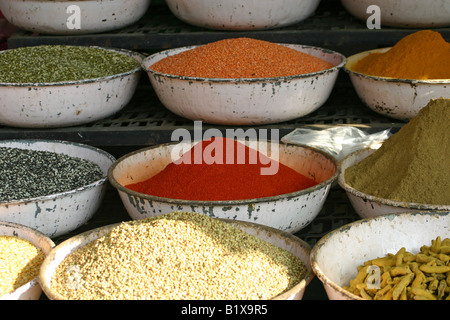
[[51, 211, 307, 300]]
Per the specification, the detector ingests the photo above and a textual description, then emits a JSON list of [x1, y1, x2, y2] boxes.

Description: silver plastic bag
[[281, 127, 391, 160]]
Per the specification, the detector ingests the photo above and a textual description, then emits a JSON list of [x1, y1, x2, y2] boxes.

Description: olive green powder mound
[[345, 98, 450, 205], [0, 45, 140, 83]]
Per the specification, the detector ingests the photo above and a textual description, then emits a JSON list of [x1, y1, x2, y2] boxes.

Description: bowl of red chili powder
[[108, 137, 339, 233], [164, 0, 321, 31], [142, 38, 345, 125]]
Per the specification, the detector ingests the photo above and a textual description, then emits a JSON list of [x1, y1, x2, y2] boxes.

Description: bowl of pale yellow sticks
[[310, 211, 450, 300]]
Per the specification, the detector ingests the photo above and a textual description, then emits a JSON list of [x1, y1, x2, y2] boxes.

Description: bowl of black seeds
[[0, 139, 116, 238], [0, 45, 143, 128]]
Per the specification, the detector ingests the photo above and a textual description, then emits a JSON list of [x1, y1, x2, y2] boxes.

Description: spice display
[[351, 30, 450, 79], [344, 98, 450, 205], [344, 236, 450, 300], [51, 211, 307, 300], [0, 236, 45, 297], [150, 37, 334, 78], [125, 137, 318, 201], [0, 45, 140, 83], [0, 147, 104, 202]]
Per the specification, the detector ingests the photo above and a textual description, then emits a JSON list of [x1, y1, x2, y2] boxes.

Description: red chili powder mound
[[125, 137, 318, 201], [149, 37, 334, 78]]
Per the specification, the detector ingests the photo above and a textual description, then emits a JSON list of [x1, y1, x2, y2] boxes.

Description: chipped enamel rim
[[143, 43, 346, 83], [338, 148, 450, 212], [0, 220, 55, 300], [40, 217, 313, 300], [0, 139, 116, 206], [0, 46, 144, 87], [108, 140, 340, 206], [310, 210, 450, 300], [344, 47, 450, 84]]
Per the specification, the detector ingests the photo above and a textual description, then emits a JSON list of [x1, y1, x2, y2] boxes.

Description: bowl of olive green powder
[[40, 211, 313, 300], [338, 98, 450, 218], [0, 0, 151, 35], [0, 45, 142, 128], [0, 139, 116, 238]]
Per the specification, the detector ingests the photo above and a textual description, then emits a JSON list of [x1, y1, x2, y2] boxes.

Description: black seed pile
[[0, 147, 104, 202]]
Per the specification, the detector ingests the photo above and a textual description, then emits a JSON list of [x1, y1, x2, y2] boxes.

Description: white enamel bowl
[[338, 148, 450, 219], [345, 48, 450, 121], [0, 221, 54, 300], [143, 44, 345, 125], [310, 211, 450, 300], [108, 140, 339, 234], [0, 46, 143, 128], [0, 140, 116, 238], [0, 0, 151, 35], [341, 0, 450, 28], [40, 217, 314, 300], [165, 0, 321, 30]]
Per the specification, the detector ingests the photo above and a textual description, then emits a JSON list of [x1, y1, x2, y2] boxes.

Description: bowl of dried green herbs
[[0, 139, 116, 238], [0, 45, 143, 128]]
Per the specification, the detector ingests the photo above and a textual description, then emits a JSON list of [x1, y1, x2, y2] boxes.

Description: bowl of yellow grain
[[40, 211, 314, 300], [164, 0, 321, 30], [341, 0, 450, 28], [142, 38, 345, 125], [0, 0, 151, 35], [0, 221, 54, 300], [310, 211, 450, 300], [344, 31, 450, 121]]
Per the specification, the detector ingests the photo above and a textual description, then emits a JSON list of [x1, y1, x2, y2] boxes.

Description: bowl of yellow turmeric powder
[[311, 211, 450, 300], [143, 38, 345, 125], [0, 221, 54, 300], [344, 30, 450, 121], [337, 97, 450, 218]]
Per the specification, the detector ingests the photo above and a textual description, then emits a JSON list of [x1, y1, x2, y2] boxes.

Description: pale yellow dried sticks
[[344, 237, 450, 300]]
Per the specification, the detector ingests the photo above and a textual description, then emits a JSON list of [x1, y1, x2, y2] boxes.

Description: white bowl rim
[[310, 210, 450, 300], [108, 140, 340, 205], [143, 43, 346, 83], [40, 217, 314, 300], [0, 220, 55, 299], [0, 46, 144, 87], [0, 139, 116, 205], [344, 47, 450, 84], [338, 148, 450, 211]]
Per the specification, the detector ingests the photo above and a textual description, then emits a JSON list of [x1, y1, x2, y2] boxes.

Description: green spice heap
[[0, 45, 140, 83]]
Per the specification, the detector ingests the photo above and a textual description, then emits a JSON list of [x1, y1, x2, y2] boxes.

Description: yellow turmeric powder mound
[[352, 30, 450, 80], [344, 98, 450, 205]]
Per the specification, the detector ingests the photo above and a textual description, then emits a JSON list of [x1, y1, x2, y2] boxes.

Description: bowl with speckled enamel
[[0, 0, 151, 35], [0, 139, 116, 238], [142, 43, 345, 125], [0, 221, 54, 300], [310, 211, 450, 300], [164, 0, 321, 30], [345, 48, 450, 121], [338, 148, 450, 219], [39, 216, 314, 300], [108, 139, 339, 233], [341, 0, 450, 28], [0, 46, 143, 128]]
